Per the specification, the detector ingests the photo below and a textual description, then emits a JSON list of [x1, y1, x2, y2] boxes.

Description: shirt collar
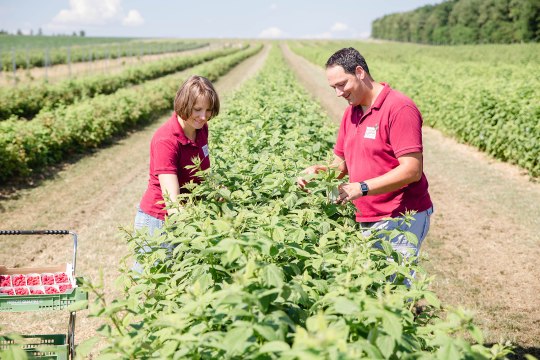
[[170, 112, 197, 146], [371, 82, 391, 110]]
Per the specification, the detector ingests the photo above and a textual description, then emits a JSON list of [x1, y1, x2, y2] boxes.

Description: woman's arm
[[158, 174, 181, 215]]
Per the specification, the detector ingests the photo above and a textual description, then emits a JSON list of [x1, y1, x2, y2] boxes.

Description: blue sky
[[1, 0, 443, 39]]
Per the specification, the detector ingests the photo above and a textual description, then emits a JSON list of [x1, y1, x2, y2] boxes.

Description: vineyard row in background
[[0, 44, 262, 183], [0, 37, 207, 71], [0, 44, 245, 121], [290, 41, 540, 178]]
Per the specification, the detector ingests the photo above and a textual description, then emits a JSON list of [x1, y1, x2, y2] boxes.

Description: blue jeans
[[361, 207, 433, 285], [132, 207, 165, 273]]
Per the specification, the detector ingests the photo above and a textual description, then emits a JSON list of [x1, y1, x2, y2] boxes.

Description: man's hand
[[335, 182, 362, 204], [297, 164, 328, 188]]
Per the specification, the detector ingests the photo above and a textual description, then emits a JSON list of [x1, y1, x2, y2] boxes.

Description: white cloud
[[331, 22, 349, 32], [259, 27, 286, 38], [47, 0, 143, 29], [270, 3, 278, 10], [122, 10, 144, 26]]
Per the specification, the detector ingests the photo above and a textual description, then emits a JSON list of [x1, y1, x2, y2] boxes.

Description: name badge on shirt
[[202, 144, 209, 157], [364, 126, 377, 139]]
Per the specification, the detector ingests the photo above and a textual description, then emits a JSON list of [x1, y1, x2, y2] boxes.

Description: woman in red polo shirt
[[135, 74, 220, 240]]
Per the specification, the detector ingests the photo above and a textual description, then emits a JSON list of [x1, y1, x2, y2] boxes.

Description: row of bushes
[[0, 45, 262, 183], [290, 41, 540, 178], [75, 46, 510, 359], [0, 39, 207, 71], [0, 46, 244, 120]]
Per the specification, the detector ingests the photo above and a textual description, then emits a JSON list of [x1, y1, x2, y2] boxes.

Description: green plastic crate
[[0, 334, 68, 360], [0, 278, 87, 312]]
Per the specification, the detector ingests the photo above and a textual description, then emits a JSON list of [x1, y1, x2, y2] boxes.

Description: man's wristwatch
[[359, 181, 369, 196]]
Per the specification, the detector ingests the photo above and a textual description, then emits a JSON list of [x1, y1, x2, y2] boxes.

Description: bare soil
[[281, 44, 540, 357], [0, 44, 270, 352]]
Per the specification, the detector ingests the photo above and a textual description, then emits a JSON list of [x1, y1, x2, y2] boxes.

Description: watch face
[[360, 182, 368, 195]]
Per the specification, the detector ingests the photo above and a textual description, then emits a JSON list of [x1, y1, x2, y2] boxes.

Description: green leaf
[[67, 299, 88, 311], [437, 342, 460, 360], [424, 291, 441, 308], [261, 264, 284, 288], [333, 297, 359, 315], [382, 312, 402, 340], [223, 327, 254, 355], [254, 324, 280, 341], [404, 231, 418, 246], [74, 337, 100, 357], [376, 334, 395, 359], [259, 340, 290, 353]]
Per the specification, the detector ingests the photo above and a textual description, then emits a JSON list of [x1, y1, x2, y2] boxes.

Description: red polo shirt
[[334, 83, 432, 222], [140, 113, 210, 220]]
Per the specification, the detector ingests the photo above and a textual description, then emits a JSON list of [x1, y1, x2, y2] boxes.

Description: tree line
[[371, 0, 539, 44]]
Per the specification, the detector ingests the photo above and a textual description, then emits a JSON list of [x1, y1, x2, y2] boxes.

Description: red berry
[[30, 288, 45, 295], [0, 275, 11, 287], [15, 287, 29, 295], [41, 274, 55, 285], [58, 284, 72, 293], [45, 286, 59, 294], [27, 275, 40, 286], [12, 274, 26, 287], [0, 288, 15, 296], [54, 272, 69, 284]]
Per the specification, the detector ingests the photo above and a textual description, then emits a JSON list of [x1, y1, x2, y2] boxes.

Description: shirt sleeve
[[333, 107, 351, 158], [389, 105, 423, 158], [152, 139, 179, 175]]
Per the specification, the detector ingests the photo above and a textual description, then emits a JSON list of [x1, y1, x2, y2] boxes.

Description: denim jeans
[[132, 207, 165, 273], [361, 207, 433, 286]]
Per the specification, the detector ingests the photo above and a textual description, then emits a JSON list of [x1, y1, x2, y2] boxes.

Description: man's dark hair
[[325, 47, 370, 76]]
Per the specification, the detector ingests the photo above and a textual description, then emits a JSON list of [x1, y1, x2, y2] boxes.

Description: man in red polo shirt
[[298, 47, 433, 266]]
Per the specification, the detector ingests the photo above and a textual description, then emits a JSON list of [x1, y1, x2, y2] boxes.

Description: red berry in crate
[[58, 284, 72, 293], [54, 272, 69, 284], [0, 275, 11, 287], [30, 288, 45, 295], [12, 274, 26, 287], [15, 287, 29, 295], [26, 275, 40, 286], [45, 286, 59, 294], [41, 274, 55, 285], [1, 288, 15, 296]]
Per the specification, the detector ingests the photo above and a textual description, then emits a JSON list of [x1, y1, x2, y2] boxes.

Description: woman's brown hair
[[174, 75, 220, 120]]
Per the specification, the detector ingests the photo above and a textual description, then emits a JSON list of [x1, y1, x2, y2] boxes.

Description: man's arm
[[336, 152, 423, 204]]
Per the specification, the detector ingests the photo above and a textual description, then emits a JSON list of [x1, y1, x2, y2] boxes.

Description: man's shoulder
[[385, 88, 417, 109]]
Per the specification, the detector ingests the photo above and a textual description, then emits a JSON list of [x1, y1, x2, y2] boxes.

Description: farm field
[[0, 43, 216, 86], [0, 40, 539, 358]]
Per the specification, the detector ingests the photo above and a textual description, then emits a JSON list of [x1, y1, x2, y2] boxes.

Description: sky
[[0, 0, 444, 39]]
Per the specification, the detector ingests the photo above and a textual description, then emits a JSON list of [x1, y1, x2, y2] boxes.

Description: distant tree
[[370, 0, 538, 44], [72, 31, 77, 36], [30, 29, 34, 36], [38, 28, 43, 36], [16, 29, 22, 35], [79, 30, 85, 37]]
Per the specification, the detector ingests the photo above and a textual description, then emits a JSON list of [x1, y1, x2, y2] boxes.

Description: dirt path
[[281, 44, 540, 355], [0, 43, 223, 86], [0, 44, 270, 348]]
